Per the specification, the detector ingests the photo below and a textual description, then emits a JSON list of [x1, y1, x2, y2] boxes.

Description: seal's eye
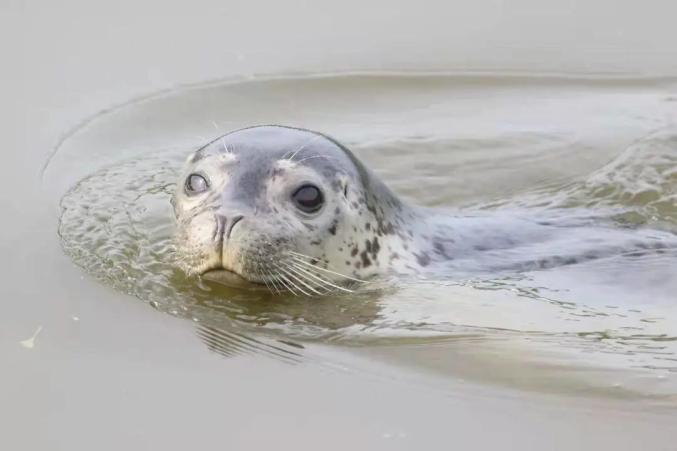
[[185, 173, 209, 195], [292, 184, 324, 213]]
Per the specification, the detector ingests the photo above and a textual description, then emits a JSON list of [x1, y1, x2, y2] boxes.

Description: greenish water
[[50, 73, 677, 399], [6, 2, 677, 448]]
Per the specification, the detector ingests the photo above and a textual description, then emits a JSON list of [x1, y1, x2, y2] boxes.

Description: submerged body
[[172, 125, 675, 294]]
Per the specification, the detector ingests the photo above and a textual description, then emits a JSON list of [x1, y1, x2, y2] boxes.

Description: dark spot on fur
[[351, 247, 359, 257], [377, 221, 395, 236], [328, 219, 338, 235], [360, 250, 372, 267], [433, 240, 451, 259], [562, 257, 578, 265], [414, 252, 431, 267], [365, 222, 371, 231], [370, 237, 380, 259]]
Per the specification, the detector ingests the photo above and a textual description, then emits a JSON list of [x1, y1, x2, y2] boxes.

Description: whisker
[[287, 261, 354, 293], [285, 134, 323, 161], [253, 263, 275, 294], [294, 155, 339, 165], [274, 273, 297, 296], [278, 272, 308, 296], [261, 269, 279, 295], [275, 265, 322, 295], [287, 252, 365, 283], [283, 264, 333, 295], [268, 271, 284, 291], [220, 137, 232, 154], [260, 275, 274, 294], [265, 270, 284, 294], [262, 255, 288, 294]]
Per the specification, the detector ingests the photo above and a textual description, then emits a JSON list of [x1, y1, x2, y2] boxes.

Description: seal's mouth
[[200, 268, 268, 291]]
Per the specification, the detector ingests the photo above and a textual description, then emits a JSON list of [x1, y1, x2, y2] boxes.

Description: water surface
[[6, 1, 677, 448], [48, 73, 677, 398]]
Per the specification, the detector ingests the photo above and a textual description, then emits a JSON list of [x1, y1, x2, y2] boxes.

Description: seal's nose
[[214, 214, 244, 242]]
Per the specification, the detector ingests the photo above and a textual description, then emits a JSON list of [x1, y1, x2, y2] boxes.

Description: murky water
[[47, 73, 677, 399], [6, 1, 677, 448]]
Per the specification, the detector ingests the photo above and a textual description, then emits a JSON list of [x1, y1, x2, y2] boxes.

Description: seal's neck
[[348, 161, 455, 276]]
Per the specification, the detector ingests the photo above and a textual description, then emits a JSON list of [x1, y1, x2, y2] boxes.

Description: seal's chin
[[200, 269, 267, 291]]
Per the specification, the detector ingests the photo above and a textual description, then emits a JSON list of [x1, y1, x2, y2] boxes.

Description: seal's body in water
[[173, 125, 673, 294]]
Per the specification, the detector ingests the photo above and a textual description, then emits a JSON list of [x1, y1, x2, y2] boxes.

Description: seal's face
[[172, 126, 367, 294]]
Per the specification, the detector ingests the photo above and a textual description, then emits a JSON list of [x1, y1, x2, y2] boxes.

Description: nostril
[[226, 215, 244, 239], [214, 214, 244, 242], [214, 214, 228, 241]]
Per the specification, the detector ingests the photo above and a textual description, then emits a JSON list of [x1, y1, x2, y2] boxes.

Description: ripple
[[50, 72, 677, 397]]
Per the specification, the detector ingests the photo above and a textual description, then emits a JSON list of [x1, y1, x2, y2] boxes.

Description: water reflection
[[49, 73, 677, 397], [196, 324, 305, 363]]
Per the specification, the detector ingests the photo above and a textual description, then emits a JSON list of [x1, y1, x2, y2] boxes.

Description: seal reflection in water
[[173, 125, 673, 295], [172, 125, 414, 295]]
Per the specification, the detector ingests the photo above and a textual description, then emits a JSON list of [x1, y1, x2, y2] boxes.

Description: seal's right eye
[[185, 173, 209, 195]]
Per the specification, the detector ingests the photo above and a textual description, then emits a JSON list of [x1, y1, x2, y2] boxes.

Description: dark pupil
[[294, 185, 323, 211]]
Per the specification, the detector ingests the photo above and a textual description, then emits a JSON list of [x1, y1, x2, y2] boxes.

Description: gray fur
[[173, 125, 677, 295]]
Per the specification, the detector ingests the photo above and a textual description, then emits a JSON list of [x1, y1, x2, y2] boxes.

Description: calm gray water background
[[2, 2, 677, 450]]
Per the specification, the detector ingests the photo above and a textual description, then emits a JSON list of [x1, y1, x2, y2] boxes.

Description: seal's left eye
[[292, 184, 324, 213], [185, 173, 209, 194]]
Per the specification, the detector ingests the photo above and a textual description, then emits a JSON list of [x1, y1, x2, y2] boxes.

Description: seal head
[[172, 125, 406, 294]]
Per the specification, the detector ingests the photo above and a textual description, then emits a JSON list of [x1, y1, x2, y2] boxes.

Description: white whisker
[[275, 265, 321, 295], [287, 261, 353, 293], [295, 155, 339, 164], [220, 137, 232, 154], [287, 252, 365, 283], [278, 272, 308, 296], [261, 269, 280, 295], [268, 273, 286, 293], [272, 272, 297, 296], [253, 262, 275, 294], [285, 134, 323, 161], [283, 264, 333, 294]]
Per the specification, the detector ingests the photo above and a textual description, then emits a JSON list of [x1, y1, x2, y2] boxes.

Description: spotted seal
[[173, 125, 421, 294], [172, 125, 673, 295]]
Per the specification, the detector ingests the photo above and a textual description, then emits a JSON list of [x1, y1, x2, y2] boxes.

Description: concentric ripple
[[51, 73, 677, 397]]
